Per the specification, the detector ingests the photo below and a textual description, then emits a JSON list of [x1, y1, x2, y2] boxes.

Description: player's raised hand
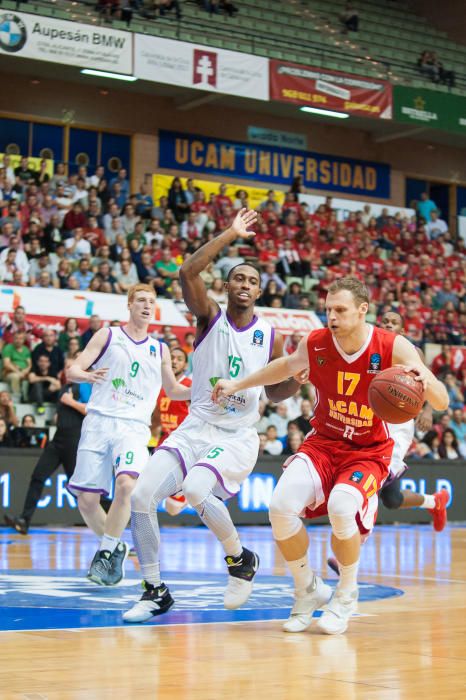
[[86, 367, 109, 384], [230, 208, 258, 239], [212, 378, 239, 403]]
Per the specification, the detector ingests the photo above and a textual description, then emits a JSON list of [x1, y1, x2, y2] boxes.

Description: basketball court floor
[[1, 523, 465, 699]]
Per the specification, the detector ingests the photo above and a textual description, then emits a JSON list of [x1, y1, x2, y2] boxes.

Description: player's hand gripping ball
[[368, 367, 425, 424]]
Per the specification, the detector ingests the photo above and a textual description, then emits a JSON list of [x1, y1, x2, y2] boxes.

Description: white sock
[[287, 555, 313, 596], [141, 561, 161, 588], [100, 534, 120, 554], [221, 531, 242, 557], [337, 560, 359, 595], [420, 494, 436, 509]]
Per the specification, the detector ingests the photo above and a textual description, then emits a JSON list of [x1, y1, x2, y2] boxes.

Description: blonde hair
[[127, 283, 156, 303], [328, 277, 369, 306]]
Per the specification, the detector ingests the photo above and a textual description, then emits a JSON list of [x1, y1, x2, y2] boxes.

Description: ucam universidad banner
[[0, 12, 132, 73], [135, 34, 269, 100], [158, 130, 391, 198], [270, 60, 392, 119], [394, 86, 466, 135]]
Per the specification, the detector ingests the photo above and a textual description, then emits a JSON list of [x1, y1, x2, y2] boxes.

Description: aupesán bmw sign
[[0, 11, 132, 73]]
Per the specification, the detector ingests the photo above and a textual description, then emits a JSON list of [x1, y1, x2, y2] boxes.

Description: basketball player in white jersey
[[123, 208, 301, 623], [67, 284, 191, 586], [327, 310, 449, 575]]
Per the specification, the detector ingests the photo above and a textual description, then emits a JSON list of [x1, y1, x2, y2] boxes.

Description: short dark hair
[[170, 346, 188, 362], [227, 262, 262, 284]]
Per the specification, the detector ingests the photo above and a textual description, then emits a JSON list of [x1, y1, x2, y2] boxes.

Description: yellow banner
[[153, 174, 285, 210], [1, 154, 54, 178]]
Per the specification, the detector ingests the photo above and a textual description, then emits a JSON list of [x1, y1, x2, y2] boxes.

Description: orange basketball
[[368, 367, 425, 424]]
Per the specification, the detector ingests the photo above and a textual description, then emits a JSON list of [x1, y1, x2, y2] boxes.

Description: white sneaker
[[165, 495, 188, 516], [317, 588, 358, 635], [122, 582, 174, 623], [223, 548, 259, 610], [283, 576, 333, 633]]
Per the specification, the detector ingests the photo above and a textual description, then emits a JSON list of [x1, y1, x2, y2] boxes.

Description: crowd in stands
[[96, 0, 238, 24], [0, 155, 464, 457]]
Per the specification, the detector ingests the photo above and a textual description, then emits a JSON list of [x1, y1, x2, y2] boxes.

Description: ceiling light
[[300, 106, 350, 119], [80, 69, 137, 82]]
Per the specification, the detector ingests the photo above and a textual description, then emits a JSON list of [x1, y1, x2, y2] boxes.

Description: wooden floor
[[1, 523, 466, 700]]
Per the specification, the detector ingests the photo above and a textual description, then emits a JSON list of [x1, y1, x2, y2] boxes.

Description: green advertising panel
[[394, 86, 466, 135]]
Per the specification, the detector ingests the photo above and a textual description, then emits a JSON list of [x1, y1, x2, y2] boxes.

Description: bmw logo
[[0, 13, 27, 53]]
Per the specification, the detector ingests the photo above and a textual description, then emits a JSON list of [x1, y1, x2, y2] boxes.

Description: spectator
[[450, 408, 466, 457], [417, 51, 440, 82], [1, 305, 41, 348], [0, 417, 13, 446], [63, 202, 87, 233], [443, 372, 465, 410], [264, 425, 283, 456], [71, 258, 94, 291], [214, 246, 245, 279], [66, 336, 82, 361], [295, 398, 313, 435], [32, 329, 64, 377], [284, 430, 304, 456], [267, 402, 288, 438], [168, 177, 189, 222], [158, 0, 182, 19], [28, 354, 61, 410], [81, 315, 102, 348], [2, 330, 32, 396], [14, 157, 36, 187], [261, 263, 287, 293], [438, 428, 461, 460], [96, 261, 119, 293], [116, 258, 139, 293], [425, 210, 448, 240], [339, 2, 358, 32], [0, 390, 19, 427], [58, 318, 82, 354], [417, 192, 437, 223], [154, 248, 179, 287], [65, 228, 92, 261], [420, 430, 441, 459], [207, 277, 227, 304]]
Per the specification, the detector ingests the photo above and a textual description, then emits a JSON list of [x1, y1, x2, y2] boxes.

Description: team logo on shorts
[[149, 344, 157, 357], [252, 329, 264, 347], [349, 470, 364, 483], [368, 353, 381, 374], [0, 14, 27, 53]]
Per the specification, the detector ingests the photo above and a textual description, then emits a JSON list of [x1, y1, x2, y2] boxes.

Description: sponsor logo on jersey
[[349, 470, 364, 483], [112, 378, 126, 390], [317, 355, 326, 366], [252, 329, 264, 347], [368, 352, 382, 374], [209, 376, 221, 387]]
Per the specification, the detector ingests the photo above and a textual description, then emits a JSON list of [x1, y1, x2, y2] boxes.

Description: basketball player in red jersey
[[213, 277, 449, 635], [152, 346, 192, 516]]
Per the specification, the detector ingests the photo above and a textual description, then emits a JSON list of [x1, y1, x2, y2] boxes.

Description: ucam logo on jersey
[[135, 35, 269, 100]]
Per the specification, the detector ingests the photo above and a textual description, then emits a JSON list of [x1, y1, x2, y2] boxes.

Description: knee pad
[[269, 490, 302, 542], [380, 481, 403, 510], [327, 487, 360, 540]]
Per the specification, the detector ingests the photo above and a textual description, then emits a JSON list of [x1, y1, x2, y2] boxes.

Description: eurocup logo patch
[[252, 329, 264, 347], [149, 344, 157, 358], [0, 14, 27, 53], [368, 352, 381, 374]]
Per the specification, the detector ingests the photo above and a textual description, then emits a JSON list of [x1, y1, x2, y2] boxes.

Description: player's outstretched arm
[[160, 343, 191, 401], [213, 336, 309, 402], [392, 335, 449, 411], [66, 328, 110, 384], [264, 332, 304, 402], [179, 208, 258, 327]]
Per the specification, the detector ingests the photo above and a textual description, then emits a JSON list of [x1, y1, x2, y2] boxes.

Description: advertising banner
[[0, 286, 189, 327], [247, 126, 307, 150], [159, 130, 391, 198], [0, 11, 132, 73], [135, 34, 269, 100], [270, 60, 392, 119], [394, 86, 466, 135], [0, 454, 461, 527]]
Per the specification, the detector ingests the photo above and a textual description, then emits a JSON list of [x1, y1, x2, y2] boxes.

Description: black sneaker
[[87, 549, 112, 585], [123, 582, 174, 623], [106, 542, 130, 585], [224, 547, 260, 609], [4, 514, 29, 535]]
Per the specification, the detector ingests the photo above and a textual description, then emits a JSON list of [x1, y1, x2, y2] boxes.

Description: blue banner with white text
[[158, 130, 391, 198]]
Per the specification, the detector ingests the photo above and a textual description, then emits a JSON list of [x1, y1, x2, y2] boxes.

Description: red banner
[[270, 60, 392, 119]]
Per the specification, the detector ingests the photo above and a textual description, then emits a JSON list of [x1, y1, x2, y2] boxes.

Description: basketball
[[368, 367, 425, 424]]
